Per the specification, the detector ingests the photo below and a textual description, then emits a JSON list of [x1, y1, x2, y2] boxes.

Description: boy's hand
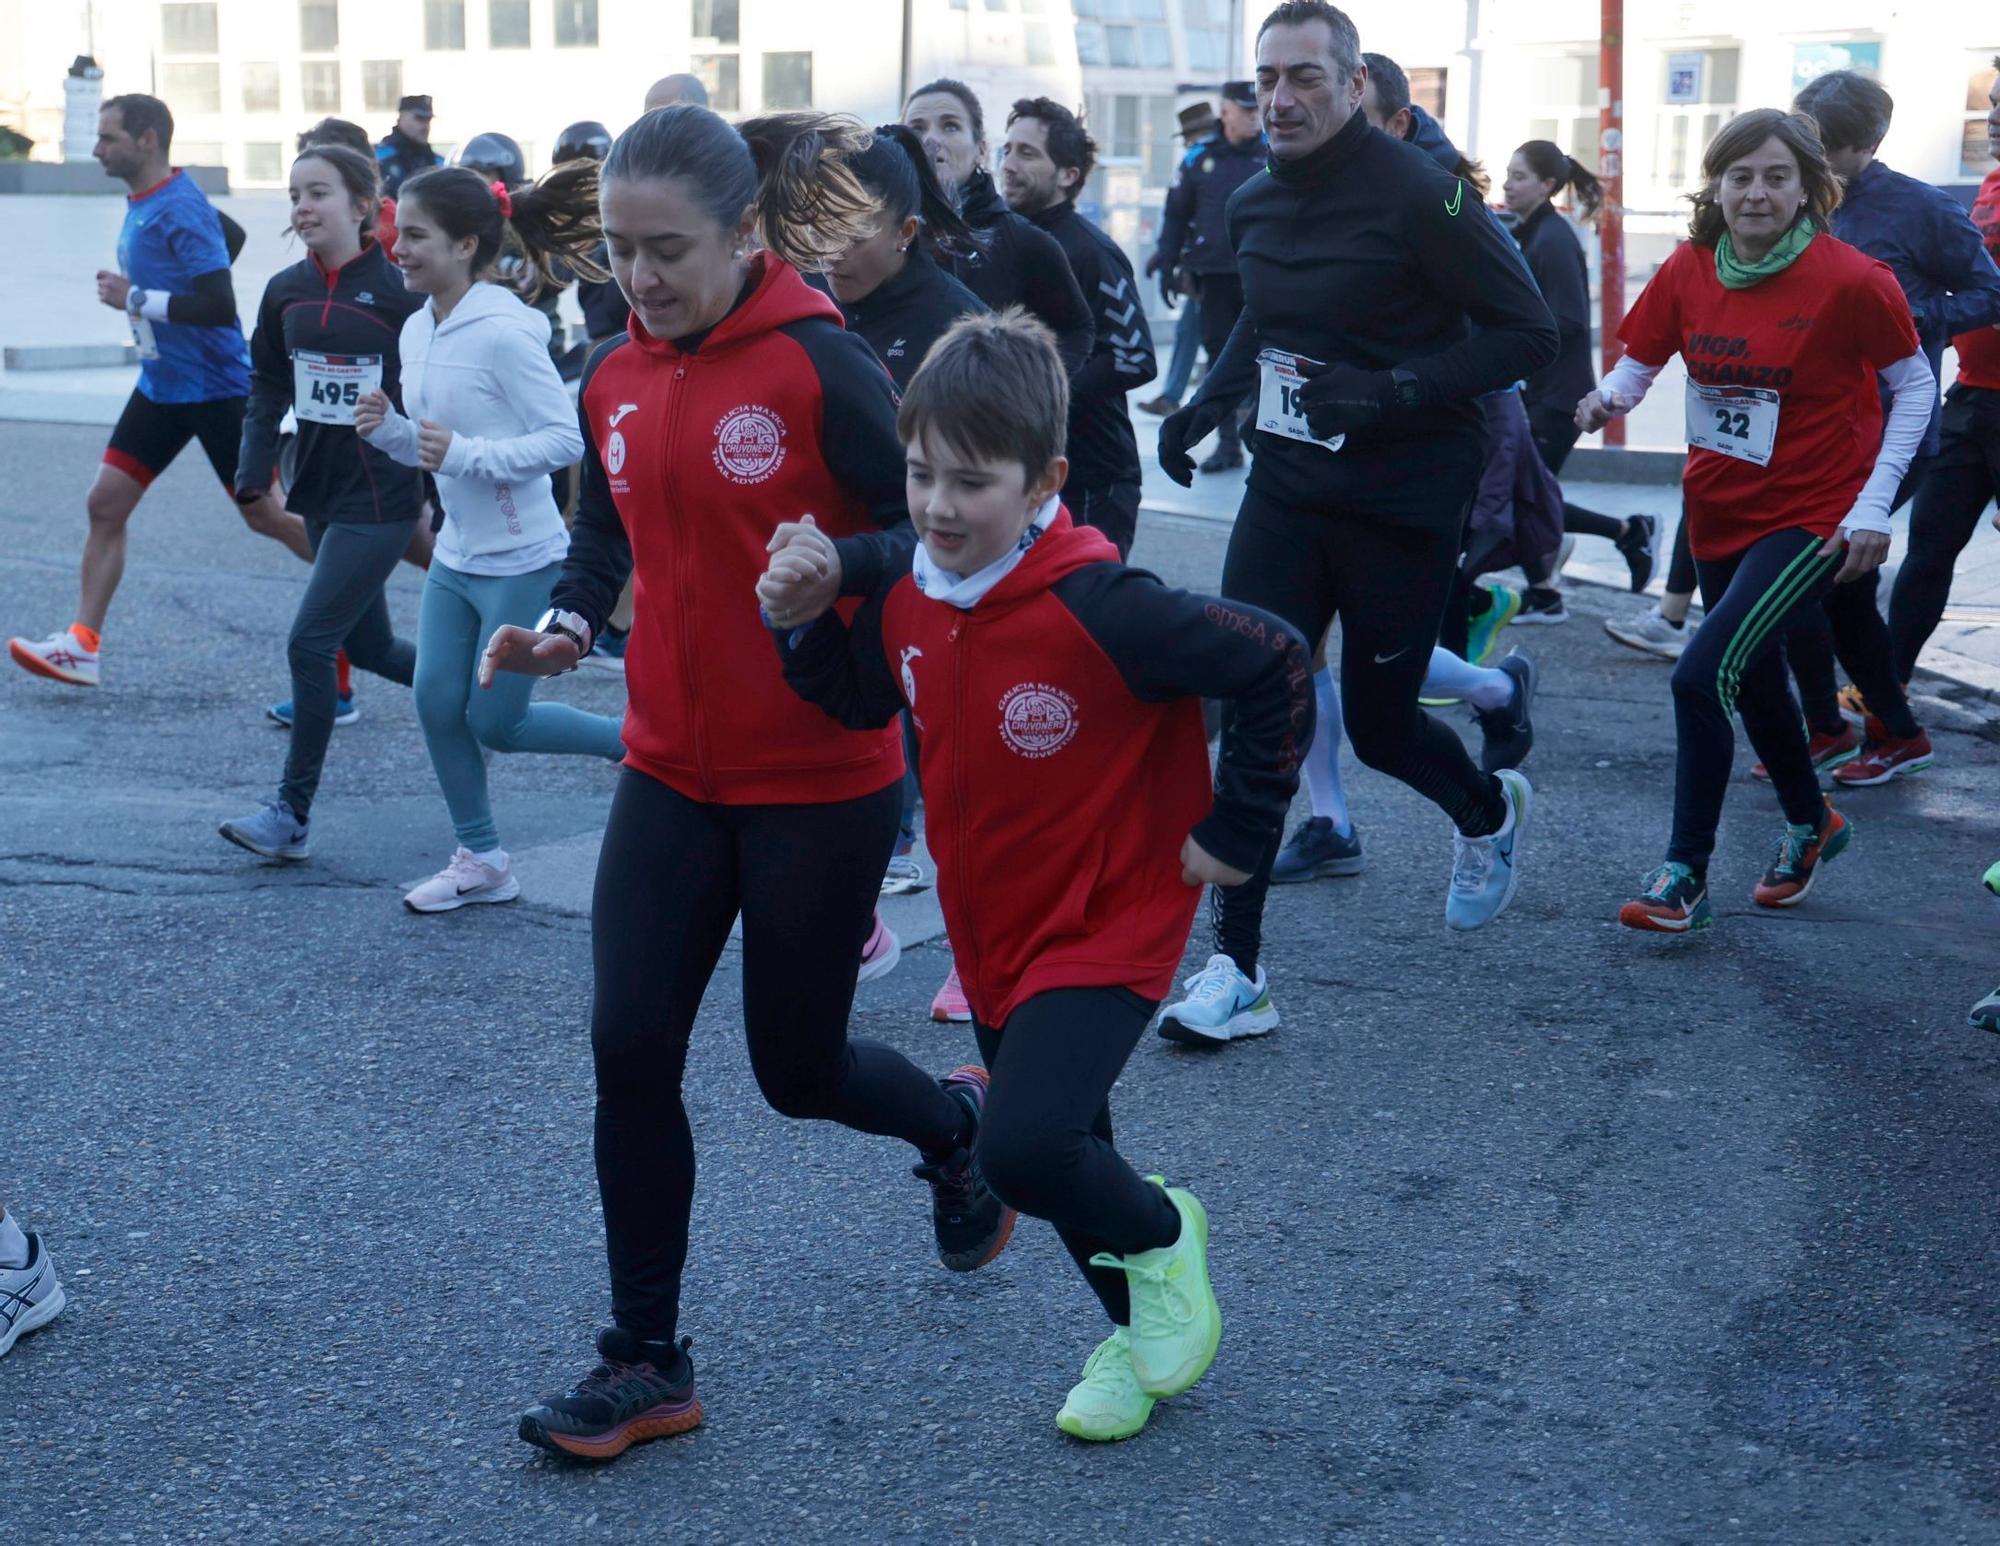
[[1180, 835, 1251, 889], [759, 515, 842, 627]]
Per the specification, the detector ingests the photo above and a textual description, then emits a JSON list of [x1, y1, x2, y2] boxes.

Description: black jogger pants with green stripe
[[1667, 526, 1863, 870]]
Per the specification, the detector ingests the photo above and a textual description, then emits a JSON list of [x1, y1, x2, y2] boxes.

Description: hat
[[1220, 80, 1257, 108], [1177, 101, 1218, 138], [398, 95, 433, 118]]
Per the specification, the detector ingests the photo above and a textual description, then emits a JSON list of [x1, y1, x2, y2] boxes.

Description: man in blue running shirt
[[7, 94, 310, 689]]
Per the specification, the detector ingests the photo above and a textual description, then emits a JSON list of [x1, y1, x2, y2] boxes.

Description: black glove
[[1294, 361, 1396, 440], [1158, 398, 1230, 488], [1157, 266, 1180, 311], [234, 484, 269, 506]]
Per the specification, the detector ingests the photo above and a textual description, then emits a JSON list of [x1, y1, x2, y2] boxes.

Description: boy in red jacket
[[759, 310, 1311, 1442]]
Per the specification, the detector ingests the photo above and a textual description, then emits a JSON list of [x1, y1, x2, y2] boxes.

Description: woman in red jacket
[[482, 107, 1010, 1461]]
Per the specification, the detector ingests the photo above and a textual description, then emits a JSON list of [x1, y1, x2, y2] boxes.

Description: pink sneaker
[[858, 909, 901, 984], [404, 848, 520, 913], [931, 964, 972, 1023]]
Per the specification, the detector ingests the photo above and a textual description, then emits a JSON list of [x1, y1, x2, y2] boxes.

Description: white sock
[[1422, 646, 1514, 712], [0, 1209, 29, 1269], [1302, 668, 1352, 835], [473, 847, 507, 870]]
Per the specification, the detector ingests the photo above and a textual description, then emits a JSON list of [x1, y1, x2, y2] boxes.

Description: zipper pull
[[949, 619, 963, 642]]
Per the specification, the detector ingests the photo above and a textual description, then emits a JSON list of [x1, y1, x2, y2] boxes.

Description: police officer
[[1149, 81, 1264, 472], [1141, 101, 1220, 417], [375, 95, 442, 199]]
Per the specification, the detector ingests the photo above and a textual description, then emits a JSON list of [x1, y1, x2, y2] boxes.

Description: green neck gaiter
[[1715, 219, 1816, 290]]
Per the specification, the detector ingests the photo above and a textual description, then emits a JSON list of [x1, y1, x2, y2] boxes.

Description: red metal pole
[[1599, 0, 1625, 445]]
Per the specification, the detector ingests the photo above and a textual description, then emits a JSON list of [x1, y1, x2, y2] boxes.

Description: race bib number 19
[[294, 350, 384, 426], [1684, 381, 1778, 467], [1256, 348, 1345, 455]]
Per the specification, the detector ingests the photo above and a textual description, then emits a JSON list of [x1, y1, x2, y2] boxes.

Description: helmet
[[454, 131, 525, 188], [553, 120, 612, 164]]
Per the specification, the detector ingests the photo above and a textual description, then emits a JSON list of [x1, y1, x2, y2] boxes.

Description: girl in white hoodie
[[356, 164, 625, 911]]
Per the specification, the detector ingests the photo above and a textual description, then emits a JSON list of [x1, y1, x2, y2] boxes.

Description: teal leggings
[[415, 559, 626, 853]]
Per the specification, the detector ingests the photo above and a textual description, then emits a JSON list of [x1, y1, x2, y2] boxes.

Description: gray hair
[[1256, 1, 1362, 77]]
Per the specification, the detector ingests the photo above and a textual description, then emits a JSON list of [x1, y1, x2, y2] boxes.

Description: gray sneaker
[[0, 1232, 66, 1357], [220, 799, 312, 860], [1604, 605, 1689, 659]]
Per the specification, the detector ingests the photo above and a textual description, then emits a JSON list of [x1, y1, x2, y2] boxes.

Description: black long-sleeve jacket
[[831, 247, 989, 391], [1026, 200, 1156, 492], [1515, 201, 1596, 420], [947, 170, 1095, 378], [1155, 130, 1265, 277], [1194, 110, 1558, 523]]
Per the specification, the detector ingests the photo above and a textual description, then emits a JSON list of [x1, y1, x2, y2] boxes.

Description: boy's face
[[905, 434, 1059, 576]]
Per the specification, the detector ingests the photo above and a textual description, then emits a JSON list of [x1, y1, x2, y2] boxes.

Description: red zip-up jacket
[[552, 254, 908, 804], [778, 512, 1311, 1026]]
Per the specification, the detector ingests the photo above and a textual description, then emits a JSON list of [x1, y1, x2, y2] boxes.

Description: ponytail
[[1517, 139, 1603, 226], [602, 104, 879, 272], [1561, 155, 1604, 224], [399, 162, 607, 298], [845, 123, 983, 262]]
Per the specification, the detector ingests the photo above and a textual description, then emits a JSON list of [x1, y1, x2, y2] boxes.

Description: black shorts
[[103, 389, 244, 493]]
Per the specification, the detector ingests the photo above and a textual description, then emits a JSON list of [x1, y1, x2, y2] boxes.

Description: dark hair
[[848, 123, 981, 260], [297, 117, 370, 157], [102, 94, 172, 156], [1516, 138, 1604, 224], [1792, 69, 1893, 155], [906, 78, 987, 147], [603, 105, 878, 271], [1255, 0, 1361, 75], [291, 144, 382, 237], [1363, 52, 1408, 118], [898, 308, 1068, 481], [1006, 98, 1096, 202], [1687, 108, 1842, 247], [398, 161, 609, 297]]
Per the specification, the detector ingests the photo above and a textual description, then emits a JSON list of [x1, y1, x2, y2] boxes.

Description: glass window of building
[[1523, 48, 1600, 173], [425, 0, 466, 49], [241, 62, 280, 115], [490, 0, 531, 47], [693, 54, 740, 112], [244, 142, 283, 184], [1965, 52, 2000, 179], [363, 61, 402, 112], [1075, 26, 1105, 67], [1409, 67, 1446, 118], [299, 0, 338, 52], [694, 0, 740, 44], [1106, 24, 1138, 68], [300, 60, 340, 114], [763, 53, 813, 111], [1651, 46, 1739, 189], [161, 63, 222, 116], [162, 4, 218, 55], [175, 140, 223, 166], [556, 0, 599, 46], [1024, 22, 1055, 67]]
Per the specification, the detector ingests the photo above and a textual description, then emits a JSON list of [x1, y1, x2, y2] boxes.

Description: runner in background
[[1139, 101, 1219, 418], [0, 1194, 62, 1359], [8, 94, 311, 689]]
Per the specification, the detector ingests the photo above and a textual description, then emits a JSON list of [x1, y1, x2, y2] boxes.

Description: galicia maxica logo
[[713, 404, 787, 485], [998, 682, 1078, 759]]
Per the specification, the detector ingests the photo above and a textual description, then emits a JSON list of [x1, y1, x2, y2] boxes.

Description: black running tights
[[1889, 385, 2000, 682]]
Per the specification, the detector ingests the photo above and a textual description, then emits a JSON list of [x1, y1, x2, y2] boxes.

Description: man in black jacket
[[1152, 1, 1557, 1041], [375, 95, 442, 199], [1000, 97, 1157, 558]]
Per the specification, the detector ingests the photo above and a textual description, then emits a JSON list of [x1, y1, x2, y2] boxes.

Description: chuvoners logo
[[713, 404, 788, 484], [998, 682, 1079, 759]]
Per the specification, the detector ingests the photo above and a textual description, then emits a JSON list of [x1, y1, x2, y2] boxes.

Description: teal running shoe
[[1466, 584, 1522, 667], [1445, 768, 1531, 930], [1984, 859, 2000, 898]]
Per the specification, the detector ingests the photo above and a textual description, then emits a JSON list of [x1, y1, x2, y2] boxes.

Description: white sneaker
[[8, 627, 99, 686], [1604, 606, 1690, 660], [1156, 953, 1279, 1043], [404, 847, 521, 913], [0, 1232, 66, 1357], [880, 855, 927, 896]]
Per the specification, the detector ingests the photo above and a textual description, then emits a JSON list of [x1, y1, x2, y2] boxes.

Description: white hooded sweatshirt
[[364, 281, 583, 576]]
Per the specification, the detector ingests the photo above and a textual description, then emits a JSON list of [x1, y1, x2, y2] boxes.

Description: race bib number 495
[[293, 351, 384, 426], [1684, 380, 1778, 467], [1256, 348, 1345, 455]]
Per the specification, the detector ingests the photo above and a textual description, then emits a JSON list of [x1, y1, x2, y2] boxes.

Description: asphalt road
[[3, 420, 1999, 1544]]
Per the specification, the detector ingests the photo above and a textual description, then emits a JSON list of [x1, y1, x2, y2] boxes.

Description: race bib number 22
[[1684, 381, 1778, 467]]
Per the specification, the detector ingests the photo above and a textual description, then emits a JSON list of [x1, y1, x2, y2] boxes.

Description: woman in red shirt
[[1577, 109, 1933, 934], [481, 107, 1013, 1461]]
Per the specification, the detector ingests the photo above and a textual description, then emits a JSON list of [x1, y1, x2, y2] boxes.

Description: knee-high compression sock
[[1302, 667, 1353, 835], [1421, 647, 1514, 712]]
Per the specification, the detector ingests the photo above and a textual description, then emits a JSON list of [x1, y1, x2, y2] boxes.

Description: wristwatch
[[533, 607, 592, 668], [125, 287, 148, 317], [1388, 368, 1422, 412]]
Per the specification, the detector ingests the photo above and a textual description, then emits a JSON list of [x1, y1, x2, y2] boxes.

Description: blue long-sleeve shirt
[[1833, 158, 2000, 454]]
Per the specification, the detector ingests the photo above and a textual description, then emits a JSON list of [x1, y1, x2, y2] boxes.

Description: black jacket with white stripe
[[1027, 200, 1157, 493]]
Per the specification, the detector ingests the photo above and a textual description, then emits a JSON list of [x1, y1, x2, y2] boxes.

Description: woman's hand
[[479, 624, 579, 687], [1180, 835, 1252, 889], [1820, 526, 1892, 584], [1574, 388, 1633, 435], [417, 419, 455, 472], [759, 515, 843, 628], [353, 389, 390, 438]]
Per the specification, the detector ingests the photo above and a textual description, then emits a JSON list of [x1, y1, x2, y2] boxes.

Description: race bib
[[1255, 349, 1345, 454], [293, 350, 383, 426], [131, 314, 159, 362], [1685, 381, 1778, 467]]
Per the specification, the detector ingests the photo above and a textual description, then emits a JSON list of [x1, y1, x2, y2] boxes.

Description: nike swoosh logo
[[1374, 647, 1408, 663], [1445, 181, 1463, 217]]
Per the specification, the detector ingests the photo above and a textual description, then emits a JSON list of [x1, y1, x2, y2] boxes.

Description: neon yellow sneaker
[[1089, 1180, 1220, 1399], [1054, 1329, 1156, 1442]]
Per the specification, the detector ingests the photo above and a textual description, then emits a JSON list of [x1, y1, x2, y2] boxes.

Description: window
[[1524, 47, 1600, 176], [1140, 26, 1172, 68], [160, 63, 221, 115], [362, 61, 402, 112], [301, 60, 340, 114], [1075, 26, 1105, 67], [490, 0, 530, 47], [1023, 21, 1054, 67], [693, 0, 739, 44], [424, 0, 465, 49], [1409, 67, 1446, 119], [1651, 47, 1738, 189], [1105, 24, 1137, 67], [1790, 40, 1880, 101], [1184, 29, 1228, 71], [983, 0, 1011, 10], [1109, 95, 1140, 158], [176, 140, 223, 166], [692, 53, 739, 112], [1963, 52, 1999, 179], [556, 0, 598, 46], [763, 53, 813, 110], [241, 62, 280, 114], [299, 0, 338, 52], [162, 3, 218, 54], [243, 141, 283, 183]]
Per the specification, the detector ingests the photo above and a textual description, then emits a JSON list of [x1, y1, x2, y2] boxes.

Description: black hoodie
[[948, 170, 1095, 379], [832, 247, 989, 391]]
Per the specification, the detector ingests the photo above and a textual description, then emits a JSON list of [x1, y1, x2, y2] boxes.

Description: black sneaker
[[1615, 515, 1659, 593], [1475, 649, 1537, 774], [913, 1066, 1016, 1272], [518, 1328, 702, 1461], [1512, 586, 1570, 625], [1198, 446, 1244, 474], [1270, 817, 1364, 882]]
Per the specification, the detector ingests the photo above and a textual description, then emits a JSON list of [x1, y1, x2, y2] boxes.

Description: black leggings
[[1890, 385, 2000, 681], [1526, 401, 1626, 543], [1669, 528, 1842, 869], [971, 988, 1181, 1326], [590, 768, 968, 1344], [1217, 487, 1507, 977]]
